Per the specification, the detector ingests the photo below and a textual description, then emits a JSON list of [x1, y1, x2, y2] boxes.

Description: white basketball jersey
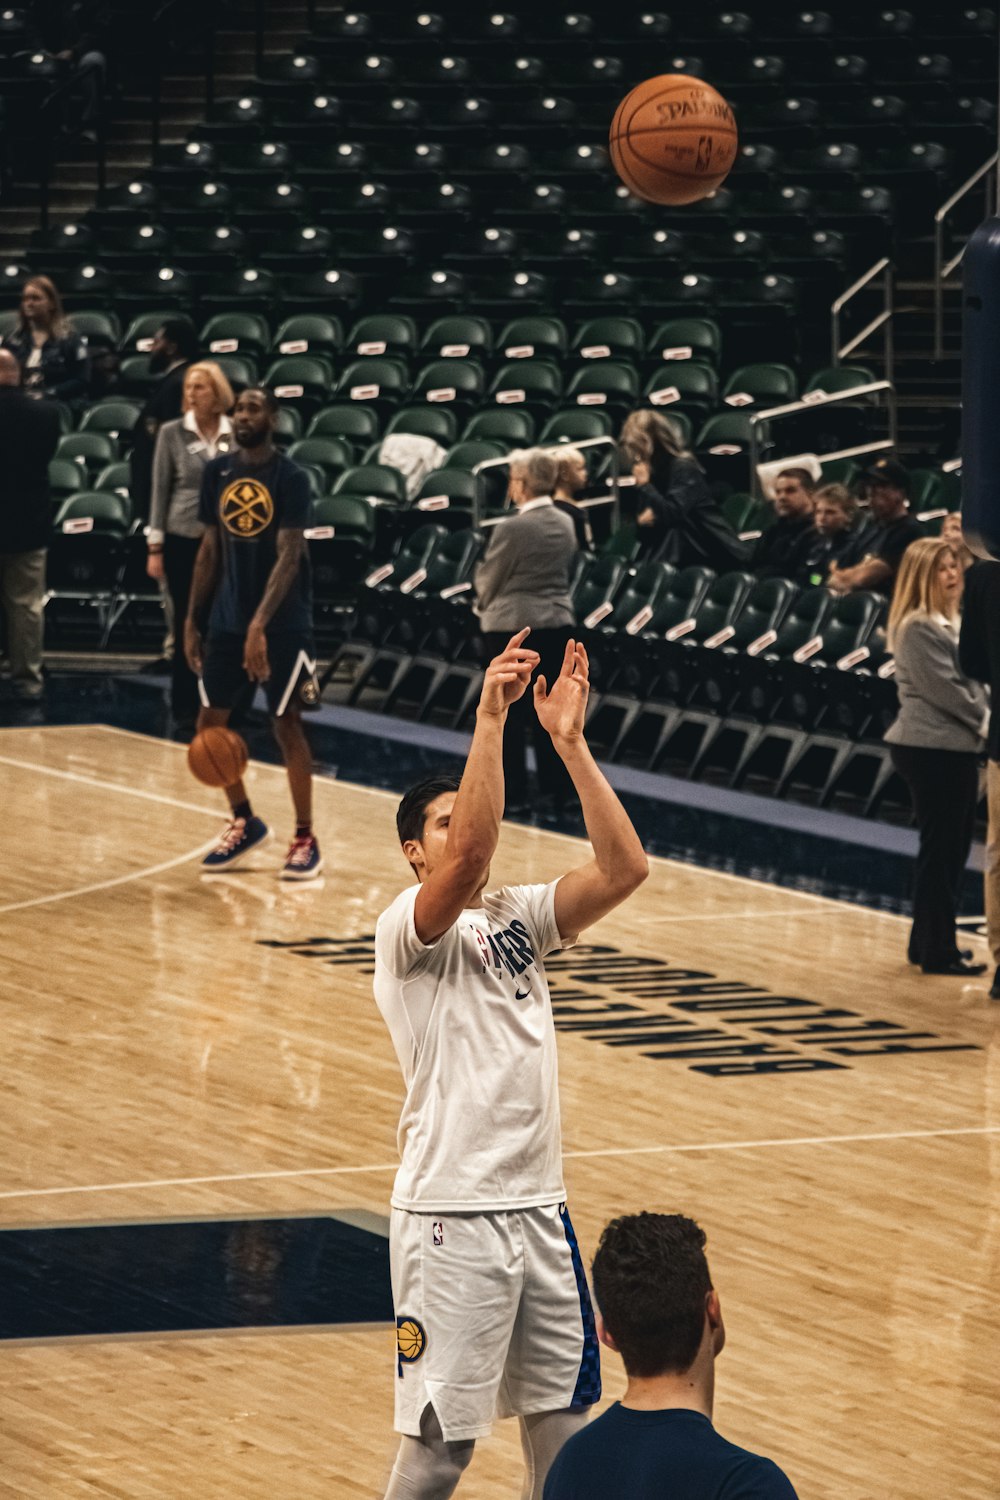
[[374, 880, 571, 1213]]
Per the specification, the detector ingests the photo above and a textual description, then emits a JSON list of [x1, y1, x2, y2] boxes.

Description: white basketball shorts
[[390, 1201, 601, 1443]]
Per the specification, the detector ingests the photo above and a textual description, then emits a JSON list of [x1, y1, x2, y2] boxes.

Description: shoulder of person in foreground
[[375, 884, 437, 981], [718, 1451, 800, 1499]]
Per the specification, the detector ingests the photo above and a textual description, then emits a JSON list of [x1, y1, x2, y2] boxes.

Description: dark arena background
[[0, 3, 998, 1497]]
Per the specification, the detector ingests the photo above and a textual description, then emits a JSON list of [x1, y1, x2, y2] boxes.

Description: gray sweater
[[884, 613, 989, 753], [473, 498, 577, 633], [148, 413, 233, 542]]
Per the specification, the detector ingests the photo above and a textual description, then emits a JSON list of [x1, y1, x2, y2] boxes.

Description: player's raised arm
[[535, 638, 649, 942], [409, 628, 539, 944]]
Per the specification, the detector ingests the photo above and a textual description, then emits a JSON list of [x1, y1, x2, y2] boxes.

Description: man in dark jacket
[[752, 467, 816, 579], [0, 349, 61, 699], [958, 558, 1000, 999], [129, 316, 200, 520]]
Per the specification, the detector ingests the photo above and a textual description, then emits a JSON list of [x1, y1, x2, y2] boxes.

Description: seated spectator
[[549, 444, 594, 550], [621, 410, 749, 571], [1, 275, 88, 405], [940, 510, 974, 571], [797, 482, 858, 584], [827, 458, 922, 596], [751, 466, 816, 578], [543, 1212, 799, 1500]]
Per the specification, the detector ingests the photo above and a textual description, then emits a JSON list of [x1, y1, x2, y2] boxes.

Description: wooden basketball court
[[1, 722, 997, 1498]]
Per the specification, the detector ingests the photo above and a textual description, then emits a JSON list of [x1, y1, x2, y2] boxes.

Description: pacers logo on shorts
[[219, 476, 274, 538], [396, 1316, 426, 1376]]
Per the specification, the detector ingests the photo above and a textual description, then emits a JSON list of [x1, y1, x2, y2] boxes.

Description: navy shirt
[[543, 1405, 799, 1500], [198, 450, 312, 635]]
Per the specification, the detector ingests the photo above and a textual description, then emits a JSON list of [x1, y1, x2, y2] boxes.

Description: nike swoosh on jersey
[[515, 986, 532, 1000]]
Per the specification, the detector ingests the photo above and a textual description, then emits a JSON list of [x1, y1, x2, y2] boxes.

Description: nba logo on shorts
[[432, 1221, 444, 1246]]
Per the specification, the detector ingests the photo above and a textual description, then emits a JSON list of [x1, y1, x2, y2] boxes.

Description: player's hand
[[184, 619, 203, 675], [632, 460, 651, 486], [146, 550, 164, 582], [479, 627, 540, 717], [244, 621, 270, 682], [637, 506, 657, 527], [534, 638, 589, 746]]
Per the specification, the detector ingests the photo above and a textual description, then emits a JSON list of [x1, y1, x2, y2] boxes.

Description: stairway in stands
[[0, 0, 327, 261]]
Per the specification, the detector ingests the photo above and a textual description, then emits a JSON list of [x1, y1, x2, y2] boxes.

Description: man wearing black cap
[[827, 457, 922, 597]]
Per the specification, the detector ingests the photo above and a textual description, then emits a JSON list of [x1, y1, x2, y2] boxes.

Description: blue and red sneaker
[[201, 815, 271, 872], [280, 833, 323, 881]]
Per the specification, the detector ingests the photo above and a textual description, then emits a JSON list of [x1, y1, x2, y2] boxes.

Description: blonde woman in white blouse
[[146, 361, 234, 725], [884, 537, 989, 976]]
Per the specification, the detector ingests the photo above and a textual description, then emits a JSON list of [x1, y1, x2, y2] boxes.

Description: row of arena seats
[[26, 216, 870, 288], [186, 89, 994, 148], [73, 174, 934, 256], [328, 530, 900, 813], [295, 7, 995, 53]]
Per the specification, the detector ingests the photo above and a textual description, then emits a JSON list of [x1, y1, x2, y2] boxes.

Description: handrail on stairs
[[831, 257, 895, 395], [933, 151, 999, 359]]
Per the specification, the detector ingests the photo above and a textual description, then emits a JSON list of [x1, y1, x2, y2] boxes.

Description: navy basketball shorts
[[390, 1202, 601, 1443], [199, 631, 318, 719]]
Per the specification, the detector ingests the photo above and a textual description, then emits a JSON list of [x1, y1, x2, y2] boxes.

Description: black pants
[[482, 626, 575, 810], [164, 533, 202, 722], [890, 744, 980, 967]]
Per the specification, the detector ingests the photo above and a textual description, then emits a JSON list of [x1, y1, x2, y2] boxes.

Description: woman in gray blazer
[[146, 361, 234, 724], [884, 537, 989, 975], [475, 447, 578, 817]]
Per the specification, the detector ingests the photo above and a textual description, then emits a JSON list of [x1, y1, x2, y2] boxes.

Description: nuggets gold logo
[[219, 476, 274, 538], [396, 1316, 426, 1375]]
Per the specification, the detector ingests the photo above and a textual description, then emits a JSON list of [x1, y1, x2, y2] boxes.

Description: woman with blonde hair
[[147, 361, 235, 726], [549, 444, 593, 549], [619, 408, 747, 569], [884, 537, 989, 975], [1, 275, 88, 404]]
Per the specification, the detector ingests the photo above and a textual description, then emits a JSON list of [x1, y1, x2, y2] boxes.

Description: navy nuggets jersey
[[374, 881, 572, 1212], [199, 452, 312, 635]]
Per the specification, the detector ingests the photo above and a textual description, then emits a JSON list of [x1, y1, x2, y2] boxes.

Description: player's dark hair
[[396, 773, 462, 847], [238, 384, 280, 414], [159, 315, 199, 361], [592, 1213, 712, 1378], [776, 466, 816, 492]]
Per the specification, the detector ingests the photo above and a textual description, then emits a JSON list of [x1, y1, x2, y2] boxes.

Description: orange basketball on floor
[[609, 74, 738, 206], [187, 727, 249, 788]]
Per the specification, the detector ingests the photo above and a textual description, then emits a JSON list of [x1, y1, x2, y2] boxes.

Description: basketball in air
[[187, 726, 249, 788], [609, 74, 738, 206]]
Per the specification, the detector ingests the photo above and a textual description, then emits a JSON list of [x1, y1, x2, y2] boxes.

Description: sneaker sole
[[201, 827, 273, 874], [279, 856, 325, 882]]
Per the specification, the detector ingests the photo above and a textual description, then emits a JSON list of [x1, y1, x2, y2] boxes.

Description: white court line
[[0, 751, 222, 820], [0, 750, 223, 914], [1, 1124, 997, 1205], [633, 907, 909, 924], [0, 838, 219, 915]]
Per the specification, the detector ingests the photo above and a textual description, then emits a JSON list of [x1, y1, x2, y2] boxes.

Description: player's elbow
[[448, 838, 494, 883], [622, 851, 650, 892]]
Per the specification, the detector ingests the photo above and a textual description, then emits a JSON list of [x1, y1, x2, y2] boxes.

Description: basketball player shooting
[[184, 386, 322, 879], [374, 630, 649, 1499]]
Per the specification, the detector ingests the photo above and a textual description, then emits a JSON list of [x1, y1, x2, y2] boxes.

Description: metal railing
[[38, 72, 108, 230], [471, 435, 621, 530], [748, 381, 896, 497], [933, 151, 999, 358], [831, 257, 894, 388], [151, 0, 219, 150]]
